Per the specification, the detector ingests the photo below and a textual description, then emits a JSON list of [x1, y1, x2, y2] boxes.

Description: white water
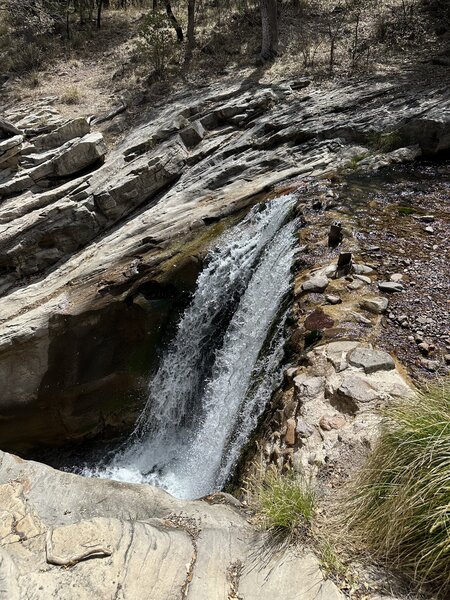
[[84, 194, 298, 499]]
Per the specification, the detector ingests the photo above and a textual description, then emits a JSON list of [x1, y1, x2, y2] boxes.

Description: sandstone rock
[[360, 297, 389, 314], [347, 347, 395, 374], [301, 275, 329, 293]]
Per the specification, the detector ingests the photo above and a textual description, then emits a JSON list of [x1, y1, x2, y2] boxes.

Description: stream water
[[82, 194, 298, 499]]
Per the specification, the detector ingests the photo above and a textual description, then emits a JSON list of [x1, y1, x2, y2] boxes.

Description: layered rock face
[[0, 78, 449, 449], [0, 450, 344, 600]]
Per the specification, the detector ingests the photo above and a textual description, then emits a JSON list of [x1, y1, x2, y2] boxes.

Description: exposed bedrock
[[0, 77, 449, 449]]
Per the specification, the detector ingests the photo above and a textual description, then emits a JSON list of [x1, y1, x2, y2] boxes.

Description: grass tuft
[[61, 86, 82, 105], [250, 470, 315, 532], [344, 380, 450, 595]]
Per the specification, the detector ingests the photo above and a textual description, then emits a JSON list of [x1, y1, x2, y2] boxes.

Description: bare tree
[[185, 0, 196, 66], [163, 0, 183, 42], [260, 0, 278, 60]]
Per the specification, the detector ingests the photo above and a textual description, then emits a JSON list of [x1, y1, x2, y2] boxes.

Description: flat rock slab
[[348, 347, 395, 374], [378, 281, 404, 293]]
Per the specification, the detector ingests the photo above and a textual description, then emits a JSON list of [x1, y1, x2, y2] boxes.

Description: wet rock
[[304, 308, 334, 330], [378, 281, 404, 293], [328, 222, 343, 247], [347, 347, 395, 374], [301, 275, 329, 293], [360, 297, 389, 314]]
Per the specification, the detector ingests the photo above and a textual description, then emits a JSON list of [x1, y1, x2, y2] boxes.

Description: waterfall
[[85, 194, 298, 499]]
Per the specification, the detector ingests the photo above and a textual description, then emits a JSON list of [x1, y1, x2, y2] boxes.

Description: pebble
[[390, 273, 404, 282], [418, 341, 430, 355], [425, 226, 434, 234]]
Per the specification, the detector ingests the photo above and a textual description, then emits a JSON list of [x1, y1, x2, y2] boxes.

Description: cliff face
[[0, 76, 449, 449]]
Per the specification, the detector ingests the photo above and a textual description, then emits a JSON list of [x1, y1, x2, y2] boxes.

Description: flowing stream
[[85, 194, 298, 499]]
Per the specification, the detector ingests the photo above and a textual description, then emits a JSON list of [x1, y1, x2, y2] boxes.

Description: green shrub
[[368, 131, 402, 153], [135, 11, 177, 77], [345, 381, 450, 595], [252, 471, 315, 531]]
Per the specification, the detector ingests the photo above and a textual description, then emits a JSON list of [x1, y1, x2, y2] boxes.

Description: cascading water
[[85, 194, 299, 499]]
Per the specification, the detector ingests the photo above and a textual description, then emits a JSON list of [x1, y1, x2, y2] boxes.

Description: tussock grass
[[249, 470, 315, 532], [61, 86, 82, 105], [345, 381, 450, 595]]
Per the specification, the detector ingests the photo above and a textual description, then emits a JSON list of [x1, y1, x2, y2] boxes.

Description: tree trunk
[[164, 0, 184, 42], [152, 0, 157, 11], [96, 0, 103, 28], [260, 0, 278, 61], [185, 0, 196, 65]]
